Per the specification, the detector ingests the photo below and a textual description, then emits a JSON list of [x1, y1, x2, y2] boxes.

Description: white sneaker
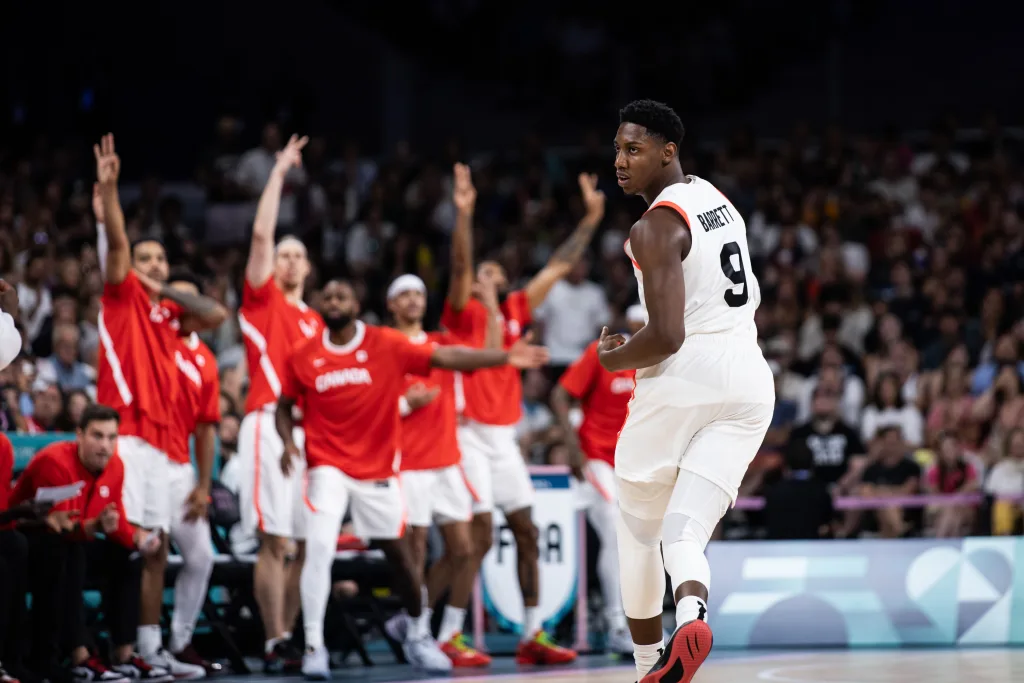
[[384, 612, 409, 643], [403, 636, 453, 674], [144, 649, 205, 680], [607, 626, 634, 655], [301, 646, 330, 681]]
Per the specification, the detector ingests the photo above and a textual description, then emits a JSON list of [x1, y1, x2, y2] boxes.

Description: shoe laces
[[533, 631, 558, 647], [449, 634, 473, 652]]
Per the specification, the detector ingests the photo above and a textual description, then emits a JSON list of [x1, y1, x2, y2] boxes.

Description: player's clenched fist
[[596, 326, 626, 370]]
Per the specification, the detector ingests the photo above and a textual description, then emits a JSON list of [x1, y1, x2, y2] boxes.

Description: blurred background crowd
[[2, 1, 1023, 542]]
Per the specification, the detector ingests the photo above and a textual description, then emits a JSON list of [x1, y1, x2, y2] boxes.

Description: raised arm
[[94, 134, 130, 284], [430, 333, 549, 372], [597, 208, 690, 372], [134, 271, 229, 333], [245, 135, 308, 288], [447, 163, 477, 311], [523, 173, 605, 311]]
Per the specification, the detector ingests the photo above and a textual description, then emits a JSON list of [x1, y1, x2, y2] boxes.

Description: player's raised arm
[[430, 332, 550, 372], [94, 134, 130, 285], [245, 134, 309, 288], [134, 270, 229, 332], [598, 208, 690, 372], [523, 173, 605, 312], [447, 163, 477, 312]]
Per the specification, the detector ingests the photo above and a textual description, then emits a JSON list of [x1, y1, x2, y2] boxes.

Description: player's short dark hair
[[168, 269, 203, 291], [130, 237, 165, 255], [619, 99, 685, 146], [79, 404, 120, 431], [324, 278, 355, 291]]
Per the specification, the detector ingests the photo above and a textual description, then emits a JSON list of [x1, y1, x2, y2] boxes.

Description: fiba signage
[[480, 469, 578, 634]]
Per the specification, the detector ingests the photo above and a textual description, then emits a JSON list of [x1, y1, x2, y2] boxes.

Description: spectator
[[924, 433, 979, 537], [763, 441, 834, 540], [861, 372, 924, 447], [788, 387, 867, 491], [535, 258, 610, 379], [35, 324, 94, 393], [65, 389, 92, 427], [984, 428, 1024, 536], [861, 426, 922, 538], [24, 383, 65, 433]]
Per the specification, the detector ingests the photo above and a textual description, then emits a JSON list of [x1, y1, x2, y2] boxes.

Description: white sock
[[407, 611, 430, 641], [283, 631, 292, 641], [137, 624, 162, 659], [301, 511, 340, 654], [265, 636, 285, 654], [437, 606, 467, 643], [634, 640, 664, 679], [421, 585, 430, 610], [676, 595, 708, 626], [521, 607, 540, 642]]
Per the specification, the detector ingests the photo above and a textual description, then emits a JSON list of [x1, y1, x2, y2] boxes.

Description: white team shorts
[[306, 465, 406, 541], [400, 465, 474, 528], [578, 459, 617, 510], [615, 334, 775, 505], [119, 435, 171, 532], [167, 461, 197, 530], [237, 409, 308, 540], [457, 420, 534, 515]]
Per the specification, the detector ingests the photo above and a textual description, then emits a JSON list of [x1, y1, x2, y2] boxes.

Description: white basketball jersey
[[624, 175, 761, 347]]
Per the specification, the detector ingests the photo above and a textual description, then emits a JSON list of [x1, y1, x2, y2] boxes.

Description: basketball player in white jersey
[[597, 100, 774, 683]]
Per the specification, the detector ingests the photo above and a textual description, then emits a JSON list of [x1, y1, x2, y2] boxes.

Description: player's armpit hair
[[619, 99, 685, 146]]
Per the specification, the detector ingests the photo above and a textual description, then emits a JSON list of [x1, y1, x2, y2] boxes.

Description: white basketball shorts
[[119, 435, 171, 532], [615, 334, 775, 505], [457, 420, 534, 515], [306, 465, 406, 541], [237, 409, 308, 540], [400, 465, 474, 528]]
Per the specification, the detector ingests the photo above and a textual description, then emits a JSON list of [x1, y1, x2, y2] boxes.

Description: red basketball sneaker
[[639, 620, 713, 683], [515, 631, 577, 665], [440, 634, 491, 667]]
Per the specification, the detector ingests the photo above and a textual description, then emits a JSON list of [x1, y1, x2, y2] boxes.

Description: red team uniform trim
[[440, 290, 531, 426], [281, 323, 434, 481], [96, 270, 184, 454]]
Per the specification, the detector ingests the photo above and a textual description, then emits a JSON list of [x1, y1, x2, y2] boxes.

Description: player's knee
[[444, 533, 474, 566], [259, 535, 291, 562], [511, 520, 539, 558], [662, 512, 712, 552], [292, 540, 306, 564], [617, 508, 662, 548], [471, 517, 493, 556]]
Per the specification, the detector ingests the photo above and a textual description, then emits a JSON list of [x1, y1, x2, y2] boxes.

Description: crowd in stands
[[1, 115, 1023, 540]]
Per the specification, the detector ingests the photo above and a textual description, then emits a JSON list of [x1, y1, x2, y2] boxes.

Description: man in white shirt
[[535, 258, 610, 377], [0, 280, 23, 371]]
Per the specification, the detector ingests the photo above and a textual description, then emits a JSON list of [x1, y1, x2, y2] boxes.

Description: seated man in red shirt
[[11, 404, 166, 683]]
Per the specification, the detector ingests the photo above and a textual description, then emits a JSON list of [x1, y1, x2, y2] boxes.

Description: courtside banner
[[710, 537, 1024, 647], [479, 466, 580, 636]]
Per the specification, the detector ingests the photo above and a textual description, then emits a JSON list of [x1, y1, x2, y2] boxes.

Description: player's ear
[[662, 141, 677, 166]]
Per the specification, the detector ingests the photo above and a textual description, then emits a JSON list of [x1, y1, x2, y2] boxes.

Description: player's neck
[[395, 319, 423, 338], [328, 323, 358, 346], [641, 167, 688, 206], [278, 279, 304, 305]]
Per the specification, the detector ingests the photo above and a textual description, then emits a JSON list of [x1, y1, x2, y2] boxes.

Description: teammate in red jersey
[[274, 279, 549, 679], [436, 164, 603, 663], [12, 405, 165, 683], [136, 272, 222, 678], [551, 304, 645, 655], [235, 134, 323, 671], [93, 134, 228, 674], [385, 274, 497, 668]]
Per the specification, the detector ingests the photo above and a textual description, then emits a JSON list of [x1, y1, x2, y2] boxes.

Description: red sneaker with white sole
[[639, 620, 713, 683]]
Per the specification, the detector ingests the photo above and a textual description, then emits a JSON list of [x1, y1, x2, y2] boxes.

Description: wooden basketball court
[[242, 648, 1022, 683]]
